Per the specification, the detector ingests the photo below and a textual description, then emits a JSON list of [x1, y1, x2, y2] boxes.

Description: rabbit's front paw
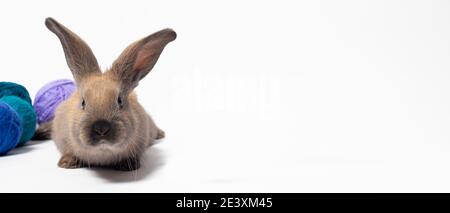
[[156, 128, 165, 140], [58, 154, 84, 169]]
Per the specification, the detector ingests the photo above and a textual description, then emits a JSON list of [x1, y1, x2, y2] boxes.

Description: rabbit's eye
[[81, 99, 86, 110], [118, 96, 124, 109]]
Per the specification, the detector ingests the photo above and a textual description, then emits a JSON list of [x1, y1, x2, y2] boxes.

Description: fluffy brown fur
[[45, 17, 175, 171]]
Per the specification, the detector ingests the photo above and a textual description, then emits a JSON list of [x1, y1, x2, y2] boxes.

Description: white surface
[[1, 0, 450, 192]]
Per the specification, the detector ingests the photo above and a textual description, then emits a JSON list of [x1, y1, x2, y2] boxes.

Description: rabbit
[[43, 17, 176, 171]]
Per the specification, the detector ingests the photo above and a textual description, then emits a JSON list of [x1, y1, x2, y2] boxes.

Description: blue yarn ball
[[0, 82, 32, 104], [0, 102, 22, 155], [0, 96, 36, 146]]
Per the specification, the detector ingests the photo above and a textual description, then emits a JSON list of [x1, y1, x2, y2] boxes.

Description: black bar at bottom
[[1, 193, 448, 211]]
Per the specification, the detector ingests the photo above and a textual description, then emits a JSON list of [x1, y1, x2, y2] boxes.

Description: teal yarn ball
[[0, 96, 36, 145], [0, 82, 32, 104], [0, 102, 22, 155]]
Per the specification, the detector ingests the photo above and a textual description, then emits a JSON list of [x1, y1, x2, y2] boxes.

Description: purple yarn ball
[[33, 79, 76, 124]]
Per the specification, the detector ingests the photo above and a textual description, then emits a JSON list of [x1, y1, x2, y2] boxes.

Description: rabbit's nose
[[92, 120, 111, 137]]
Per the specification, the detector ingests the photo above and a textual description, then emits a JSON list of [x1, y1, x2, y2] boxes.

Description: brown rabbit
[[44, 17, 176, 171]]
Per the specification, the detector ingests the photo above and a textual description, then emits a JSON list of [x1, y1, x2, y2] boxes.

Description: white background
[[0, 0, 450, 192]]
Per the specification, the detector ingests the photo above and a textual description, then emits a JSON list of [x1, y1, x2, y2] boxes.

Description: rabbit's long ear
[[45, 17, 101, 84], [110, 28, 176, 92]]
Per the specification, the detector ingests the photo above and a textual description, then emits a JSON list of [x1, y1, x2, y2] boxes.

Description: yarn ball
[[0, 82, 32, 104], [0, 96, 36, 146], [33, 79, 76, 124], [0, 102, 22, 155]]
